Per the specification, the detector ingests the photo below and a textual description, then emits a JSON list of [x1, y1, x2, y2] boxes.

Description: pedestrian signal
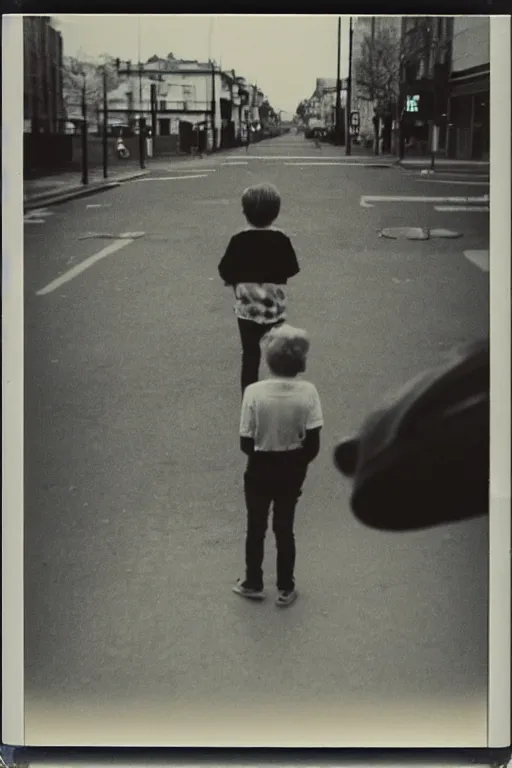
[[406, 95, 420, 113]]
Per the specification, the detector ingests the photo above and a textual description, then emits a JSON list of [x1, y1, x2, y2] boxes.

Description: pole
[[346, 16, 354, 155], [102, 68, 108, 179], [138, 62, 145, 169], [335, 16, 342, 145], [211, 60, 217, 152], [81, 75, 88, 185]]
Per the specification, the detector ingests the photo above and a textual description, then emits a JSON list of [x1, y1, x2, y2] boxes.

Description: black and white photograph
[[2, 12, 510, 750]]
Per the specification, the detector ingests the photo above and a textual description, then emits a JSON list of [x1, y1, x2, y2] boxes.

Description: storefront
[[447, 68, 489, 160]]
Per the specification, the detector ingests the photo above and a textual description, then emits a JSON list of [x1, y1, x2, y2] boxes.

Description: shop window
[[159, 118, 170, 135]]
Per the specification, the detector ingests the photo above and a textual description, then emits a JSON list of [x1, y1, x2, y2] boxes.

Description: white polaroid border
[[1, 12, 511, 751], [2, 13, 25, 748], [488, 14, 511, 749]]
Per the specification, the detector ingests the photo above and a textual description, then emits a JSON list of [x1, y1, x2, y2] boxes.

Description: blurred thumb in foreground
[[334, 338, 489, 532]]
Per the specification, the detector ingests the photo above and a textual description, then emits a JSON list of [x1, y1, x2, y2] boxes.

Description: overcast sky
[[51, 14, 351, 115]]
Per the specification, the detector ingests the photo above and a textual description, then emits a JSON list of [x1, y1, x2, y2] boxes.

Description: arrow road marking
[[24, 208, 54, 224], [434, 205, 489, 212], [36, 238, 135, 296], [417, 178, 489, 186], [360, 194, 489, 208], [464, 250, 489, 272]]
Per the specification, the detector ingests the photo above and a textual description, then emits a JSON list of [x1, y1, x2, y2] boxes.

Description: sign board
[[350, 111, 360, 128]]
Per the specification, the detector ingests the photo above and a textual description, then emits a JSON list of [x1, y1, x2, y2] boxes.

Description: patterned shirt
[[218, 227, 300, 326]]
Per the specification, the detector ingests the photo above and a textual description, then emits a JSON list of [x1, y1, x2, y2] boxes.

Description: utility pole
[[346, 16, 354, 155], [335, 16, 342, 145], [211, 60, 217, 152], [102, 67, 108, 178], [138, 61, 145, 169], [81, 73, 88, 185]]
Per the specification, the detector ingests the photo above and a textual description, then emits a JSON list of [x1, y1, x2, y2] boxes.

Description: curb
[[23, 170, 150, 211]]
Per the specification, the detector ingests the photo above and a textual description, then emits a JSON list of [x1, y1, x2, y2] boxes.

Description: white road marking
[[434, 205, 490, 212], [285, 161, 391, 167], [24, 207, 54, 224], [86, 203, 112, 208], [167, 168, 217, 173], [417, 178, 489, 186], [360, 194, 489, 208], [135, 174, 210, 181], [231, 155, 382, 161], [223, 161, 249, 165], [36, 238, 134, 296], [464, 250, 489, 272]]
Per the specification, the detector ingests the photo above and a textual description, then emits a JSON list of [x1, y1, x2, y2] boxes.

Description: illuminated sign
[[406, 95, 420, 113]]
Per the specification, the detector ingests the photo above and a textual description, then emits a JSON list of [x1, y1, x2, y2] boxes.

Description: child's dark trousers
[[237, 318, 281, 394], [243, 450, 308, 592]]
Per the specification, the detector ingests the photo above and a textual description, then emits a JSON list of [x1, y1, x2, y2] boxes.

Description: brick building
[[23, 16, 65, 133]]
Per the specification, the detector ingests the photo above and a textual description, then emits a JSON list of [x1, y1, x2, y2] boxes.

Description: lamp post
[[81, 71, 88, 185], [345, 16, 354, 155], [335, 16, 342, 145], [137, 16, 145, 169], [102, 67, 108, 178]]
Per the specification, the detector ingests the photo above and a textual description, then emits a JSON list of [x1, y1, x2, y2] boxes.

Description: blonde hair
[[264, 324, 311, 377], [242, 183, 281, 228]]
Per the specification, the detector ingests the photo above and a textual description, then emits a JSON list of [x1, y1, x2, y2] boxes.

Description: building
[[352, 16, 402, 144], [400, 16, 453, 155], [110, 56, 223, 151], [23, 16, 66, 133], [446, 16, 490, 160]]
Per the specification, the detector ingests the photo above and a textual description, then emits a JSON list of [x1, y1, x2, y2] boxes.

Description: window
[[159, 118, 170, 135], [182, 84, 195, 100], [159, 100, 167, 110]]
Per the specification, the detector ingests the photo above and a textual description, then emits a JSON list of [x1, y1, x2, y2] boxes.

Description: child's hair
[[264, 324, 311, 377], [242, 183, 281, 228]]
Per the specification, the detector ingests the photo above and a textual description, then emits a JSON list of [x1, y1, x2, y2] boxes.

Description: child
[[218, 183, 300, 395], [233, 324, 323, 607]]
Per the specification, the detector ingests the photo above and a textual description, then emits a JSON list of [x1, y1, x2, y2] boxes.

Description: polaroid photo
[[2, 12, 511, 752]]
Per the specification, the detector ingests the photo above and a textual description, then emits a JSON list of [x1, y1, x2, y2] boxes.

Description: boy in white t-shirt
[[233, 325, 323, 607]]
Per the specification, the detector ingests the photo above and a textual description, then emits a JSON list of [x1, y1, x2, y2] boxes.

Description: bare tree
[[355, 27, 401, 152], [62, 53, 119, 125]]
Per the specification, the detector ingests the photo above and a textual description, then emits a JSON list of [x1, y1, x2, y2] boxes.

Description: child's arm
[[240, 389, 256, 454], [303, 385, 323, 462], [284, 236, 300, 280], [218, 236, 237, 285], [240, 437, 255, 456], [302, 427, 321, 463]]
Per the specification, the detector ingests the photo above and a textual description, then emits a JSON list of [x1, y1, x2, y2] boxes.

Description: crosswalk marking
[[360, 194, 489, 207]]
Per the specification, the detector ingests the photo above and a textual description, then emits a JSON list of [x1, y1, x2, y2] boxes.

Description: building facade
[[447, 16, 490, 160], [23, 16, 65, 133]]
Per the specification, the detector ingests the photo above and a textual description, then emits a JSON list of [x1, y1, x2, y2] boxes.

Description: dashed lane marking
[[36, 237, 136, 296], [463, 250, 489, 272]]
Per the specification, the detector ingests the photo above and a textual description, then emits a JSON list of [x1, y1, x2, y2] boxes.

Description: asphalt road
[[23, 134, 490, 747]]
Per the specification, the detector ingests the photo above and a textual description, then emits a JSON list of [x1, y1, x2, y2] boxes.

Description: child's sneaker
[[275, 589, 298, 607], [232, 579, 265, 600]]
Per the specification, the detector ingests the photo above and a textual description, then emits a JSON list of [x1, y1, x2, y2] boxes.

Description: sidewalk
[[398, 157, 489, 174], [23, 166, 152, 210]]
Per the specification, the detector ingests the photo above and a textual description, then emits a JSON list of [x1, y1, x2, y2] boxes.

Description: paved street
[[24, 134, 490, 747]]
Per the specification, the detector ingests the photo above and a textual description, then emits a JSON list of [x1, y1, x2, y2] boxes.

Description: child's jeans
[[243, 450, 308, 592], [237, 318, 281, 394]]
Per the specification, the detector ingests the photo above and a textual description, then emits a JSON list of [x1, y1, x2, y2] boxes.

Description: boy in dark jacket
[[218, 183, 300, 394]]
